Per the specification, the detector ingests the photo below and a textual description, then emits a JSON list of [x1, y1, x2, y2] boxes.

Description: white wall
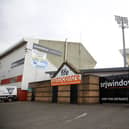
[[21, 42, 57, 90], [0, 44, 26, 88], [1, 82, 22, 89], [0, 41, 57, 90]]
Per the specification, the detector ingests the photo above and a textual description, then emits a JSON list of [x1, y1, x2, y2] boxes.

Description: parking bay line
[[65, 112, 88, 123]]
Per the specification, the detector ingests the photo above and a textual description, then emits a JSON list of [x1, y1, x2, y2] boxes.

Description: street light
[[114, 15, 128, 67]]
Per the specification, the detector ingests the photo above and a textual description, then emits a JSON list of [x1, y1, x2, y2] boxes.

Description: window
[[11, 58, 24, 68]]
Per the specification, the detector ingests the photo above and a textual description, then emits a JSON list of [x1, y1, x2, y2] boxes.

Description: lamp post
[[115, 15, 128, 67], [64, 38, 68, 62]]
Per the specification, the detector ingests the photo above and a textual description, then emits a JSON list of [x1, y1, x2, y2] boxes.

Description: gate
[[100, 74, 129, 103]]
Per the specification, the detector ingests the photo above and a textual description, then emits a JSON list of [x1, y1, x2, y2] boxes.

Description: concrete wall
[[39, 40, 96, 69]]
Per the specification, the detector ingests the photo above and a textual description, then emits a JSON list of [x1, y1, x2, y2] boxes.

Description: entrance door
[[52, 86, 58, 103], [31, 88, 35, 101], [70, 85, 78, 104]]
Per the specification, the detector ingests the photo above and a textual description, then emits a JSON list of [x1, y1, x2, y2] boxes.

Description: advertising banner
[[31, 49, 48, 69], [51, 64, 81, 86], [33, 43, 62, 56], [51, 74, 81, 86], [100, 74, 129, 103]]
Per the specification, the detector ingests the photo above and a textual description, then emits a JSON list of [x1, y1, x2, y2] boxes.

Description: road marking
[[0, 102, 22, 104], [65, 112, 88, 123]]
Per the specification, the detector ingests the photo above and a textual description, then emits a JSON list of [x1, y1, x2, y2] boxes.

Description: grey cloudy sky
[[0, 0, 129, 68]]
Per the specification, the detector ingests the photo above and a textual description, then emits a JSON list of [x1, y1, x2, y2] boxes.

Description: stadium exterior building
[[0, 39, 96, 100], [27, 62, 129, 104]]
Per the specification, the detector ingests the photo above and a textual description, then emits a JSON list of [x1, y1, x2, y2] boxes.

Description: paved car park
[[0, 102, 129, 129]]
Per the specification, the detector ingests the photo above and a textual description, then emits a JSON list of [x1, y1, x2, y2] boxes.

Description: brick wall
[[27, 80, 52, 102], [28, 75, 100, 104], [78, 75, 100, 104], [58, 85, 70, 103]]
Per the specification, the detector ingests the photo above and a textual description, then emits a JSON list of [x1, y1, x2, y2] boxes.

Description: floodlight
[[115, 15, 128, 27], [114, 15, 128, 67]]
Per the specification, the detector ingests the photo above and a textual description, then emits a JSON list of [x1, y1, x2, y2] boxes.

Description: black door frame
[[70, 84, 78, 104], [52, 86, 58, 103], [31, 88, 35, 101]]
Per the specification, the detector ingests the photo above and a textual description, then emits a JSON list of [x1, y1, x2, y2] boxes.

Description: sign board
[[51, 64, 81, 86], [32, 43, 62, 69], [33, 43, 62, 56], [100, 74, 129, 103], [32, 49, 48, 69], [0, 86, 17, 96]]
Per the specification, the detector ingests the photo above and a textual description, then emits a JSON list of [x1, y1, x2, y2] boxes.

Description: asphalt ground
[[0, 102, 129, 129]]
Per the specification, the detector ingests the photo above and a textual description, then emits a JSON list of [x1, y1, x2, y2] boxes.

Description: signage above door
[[51, 62, 81, 86]]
